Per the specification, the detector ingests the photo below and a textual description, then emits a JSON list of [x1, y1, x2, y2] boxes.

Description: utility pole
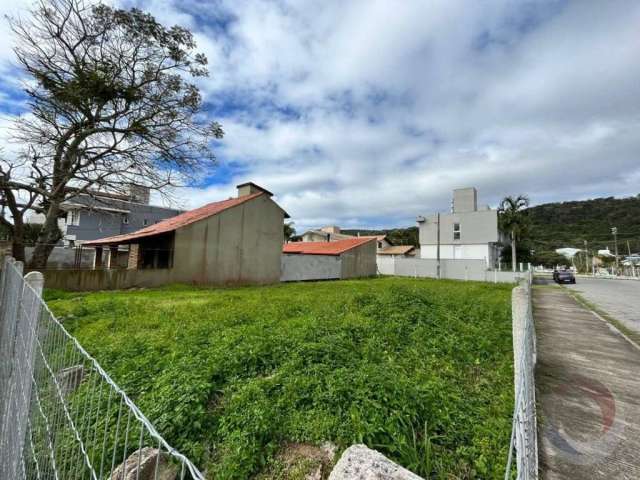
[[583, 240, 589, 274], [627, 240, 632, 256], [436, 212, 441, 280], [612, 227, 619, 273]]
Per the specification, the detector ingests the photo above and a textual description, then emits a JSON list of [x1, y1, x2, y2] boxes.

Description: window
[[453, 222, 461, 240], [122, 215, 129, 224], [143, 219, 150, 226], [377, 241, 382, 249], [68, 210, 80, 226]]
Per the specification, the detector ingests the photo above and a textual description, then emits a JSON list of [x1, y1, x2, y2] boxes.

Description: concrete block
[[110, 447, 177, 480], [56, 365, 84, 396], [329, 445, 424, 480]]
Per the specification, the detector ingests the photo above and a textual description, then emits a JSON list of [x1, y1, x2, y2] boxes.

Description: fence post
[[1, 269, 44, 480], [0, 258, 23, 422]]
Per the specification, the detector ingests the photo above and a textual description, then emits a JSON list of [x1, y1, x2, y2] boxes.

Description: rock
[[328, 445, 424, 480], [109, 447, 178, 480], [57, 365, 84, 396]]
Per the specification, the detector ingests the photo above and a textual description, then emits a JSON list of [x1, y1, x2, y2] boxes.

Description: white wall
[[376, 256, 524, 283], [420, 244, 490, 261]]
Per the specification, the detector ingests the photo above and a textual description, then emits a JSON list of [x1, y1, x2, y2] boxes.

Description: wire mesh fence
[[504, 271, 538, 480], [0, 256, 206, 480]]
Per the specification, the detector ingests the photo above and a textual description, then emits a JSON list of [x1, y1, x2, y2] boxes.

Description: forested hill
[[527, 195, 640, 253]]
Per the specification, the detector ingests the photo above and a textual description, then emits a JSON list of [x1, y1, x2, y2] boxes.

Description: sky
[[1, 0, 640, 232]]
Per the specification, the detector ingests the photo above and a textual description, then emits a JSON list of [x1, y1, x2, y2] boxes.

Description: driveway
[[565, 277, 640, 334]]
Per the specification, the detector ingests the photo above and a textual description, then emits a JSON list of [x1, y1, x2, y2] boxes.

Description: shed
[[84, 182, 288, 287], [281, 237, 377, 282]]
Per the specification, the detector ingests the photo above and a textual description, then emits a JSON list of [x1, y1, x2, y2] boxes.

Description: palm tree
[[498, 195, 530, 272]]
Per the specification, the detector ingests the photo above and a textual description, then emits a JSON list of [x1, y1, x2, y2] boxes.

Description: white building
[[416, 187, 505, 267]]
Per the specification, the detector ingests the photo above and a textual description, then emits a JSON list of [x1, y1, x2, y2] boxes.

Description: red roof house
[[83, 182, 289, 288]]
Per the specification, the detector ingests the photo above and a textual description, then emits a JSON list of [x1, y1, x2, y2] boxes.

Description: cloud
[[2, 0, 640, 232]]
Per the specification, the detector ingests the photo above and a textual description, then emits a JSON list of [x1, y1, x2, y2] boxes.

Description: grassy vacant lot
[[47, 277, 514, 479]]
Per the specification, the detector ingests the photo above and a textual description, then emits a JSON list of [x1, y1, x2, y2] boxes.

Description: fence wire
[[504, 272, 538, 480], [0, 256, 206, 480]]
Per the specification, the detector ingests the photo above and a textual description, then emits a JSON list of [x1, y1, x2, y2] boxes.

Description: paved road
[[565, 277, 640, 334], [534, 287, 640, 479]]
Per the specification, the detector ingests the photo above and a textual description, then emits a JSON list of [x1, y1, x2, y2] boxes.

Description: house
[[301, 228, 393, 254], [375, 235, 393, 252], [27, 186, 182, 246], [301, 226, 355, 242], [416, 187, 504, 267], [281, 237, 377, 281], [84, 182, 288, 286]]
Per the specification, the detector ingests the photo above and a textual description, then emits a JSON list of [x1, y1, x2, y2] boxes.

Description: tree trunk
[[11, 217, 26, 263], [28, 202, 62, 269], [511, 230, 516, 273]]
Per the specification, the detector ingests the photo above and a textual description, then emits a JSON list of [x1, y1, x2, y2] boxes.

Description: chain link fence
[[504, 271, 538, 480], [0, 256, 206, 480]]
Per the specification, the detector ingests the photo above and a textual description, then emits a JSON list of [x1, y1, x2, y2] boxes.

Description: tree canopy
[[0, 0, 223, 267]]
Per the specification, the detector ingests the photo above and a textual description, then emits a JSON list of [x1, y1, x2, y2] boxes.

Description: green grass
[[47, 277, 515, 479]]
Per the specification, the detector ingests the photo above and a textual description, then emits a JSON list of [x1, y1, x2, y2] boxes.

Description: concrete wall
[[35, 268, 174, 291], [453, 187, 477, 213], [376, 256, 395, 275], [21, 247, 96, 269], [377, 256, 524, 283], [419, 209, 499, 246], [171, 194, 284, 285], [420, 244, 491, 261], [340, 240, 377, 279], [281, 254, 341, 281]]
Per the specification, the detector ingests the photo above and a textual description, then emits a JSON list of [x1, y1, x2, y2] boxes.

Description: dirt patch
[[257, 442, 338, 480]]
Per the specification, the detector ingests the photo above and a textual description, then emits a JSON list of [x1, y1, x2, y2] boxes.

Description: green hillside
[[527, 195, 640, 254]]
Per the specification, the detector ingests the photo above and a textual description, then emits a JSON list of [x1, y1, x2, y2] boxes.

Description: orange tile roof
[[85, 192, 264, 246], [282, 237, 376, 256], [377, 245, 416, 255]]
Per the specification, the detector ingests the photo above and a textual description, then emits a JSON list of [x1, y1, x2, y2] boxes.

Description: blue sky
[[1, 0, 640, 232]]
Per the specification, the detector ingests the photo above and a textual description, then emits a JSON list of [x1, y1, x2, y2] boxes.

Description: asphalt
[[534, 286, 640, 479], [565, 277, 640, 334]]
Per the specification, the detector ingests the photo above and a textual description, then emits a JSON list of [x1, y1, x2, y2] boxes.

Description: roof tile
[[282, 237, 376, 256], [85, 192, 264, 246]]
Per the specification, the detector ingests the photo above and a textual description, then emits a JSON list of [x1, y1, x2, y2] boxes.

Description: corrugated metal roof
[[282, 237, 376, 256], [85, 192, 264, 246]]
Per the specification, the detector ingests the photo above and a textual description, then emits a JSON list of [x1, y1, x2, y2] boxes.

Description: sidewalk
[[534, 286, 640, 479]]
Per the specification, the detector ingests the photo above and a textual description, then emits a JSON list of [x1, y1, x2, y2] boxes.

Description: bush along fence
[[504, 271, 538, 480], [0, 256, 205, 480]]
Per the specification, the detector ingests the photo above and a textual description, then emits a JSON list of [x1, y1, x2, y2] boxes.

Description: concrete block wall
[[281, 254, 342, 282]]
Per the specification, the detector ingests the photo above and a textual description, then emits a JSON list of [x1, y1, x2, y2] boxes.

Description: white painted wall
[[420, 244, 490, 261], [376, 256, 524, 283]]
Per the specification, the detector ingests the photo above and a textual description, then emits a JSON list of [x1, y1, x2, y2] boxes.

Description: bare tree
[[0, 155, 42, 261], [1, 0, 223, 267]]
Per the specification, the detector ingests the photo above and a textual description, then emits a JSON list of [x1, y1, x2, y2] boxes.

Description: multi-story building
[[28, 186, 182, 246], [416, 187, 505, 267]]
